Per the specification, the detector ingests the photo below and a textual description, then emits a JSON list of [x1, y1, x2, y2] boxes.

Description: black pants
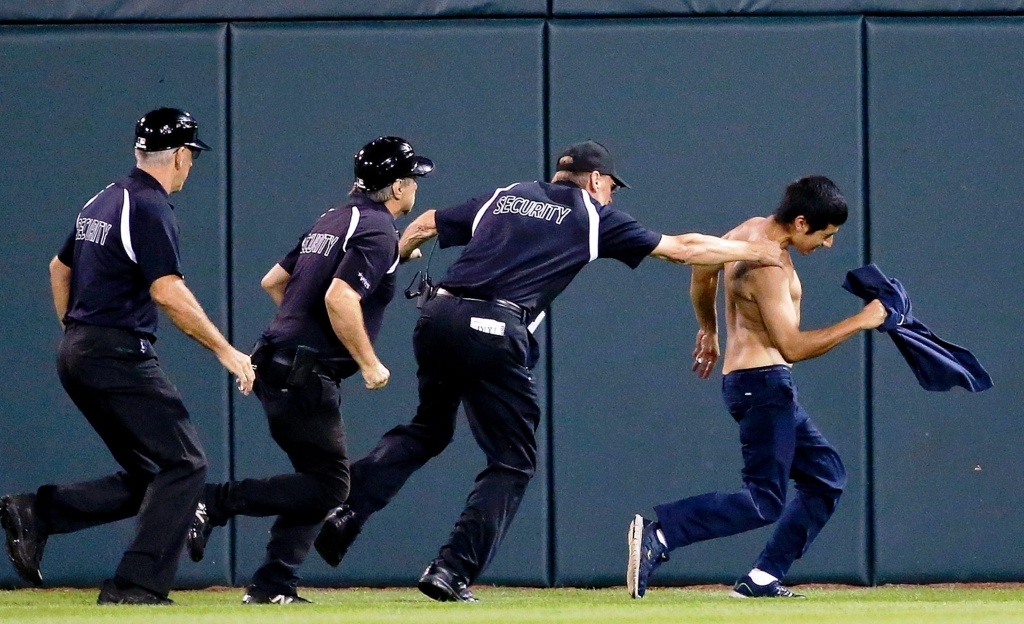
[[204, 363, 349, 596], [37, 324, 207, 596], [346, 294, 539, 584]]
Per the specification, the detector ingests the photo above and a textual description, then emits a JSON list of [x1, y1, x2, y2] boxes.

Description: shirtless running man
[[626, 175, 887, 599]]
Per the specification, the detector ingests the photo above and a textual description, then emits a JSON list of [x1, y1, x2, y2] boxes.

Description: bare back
[[720, 218, 799, 374]]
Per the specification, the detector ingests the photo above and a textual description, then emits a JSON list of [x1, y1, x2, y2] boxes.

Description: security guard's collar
[[349, 193, 389, 210], [129, 167, 170, 198], [552, 179, 582, 189], [348, 193, 396, 221]]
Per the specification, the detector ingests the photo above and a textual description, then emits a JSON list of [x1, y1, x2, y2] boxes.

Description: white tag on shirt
[[470, 317, 506, 336]]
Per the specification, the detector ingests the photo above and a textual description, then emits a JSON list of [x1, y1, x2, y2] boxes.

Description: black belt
[[264, 351, 340, 385], [435, 287, 528, 323]]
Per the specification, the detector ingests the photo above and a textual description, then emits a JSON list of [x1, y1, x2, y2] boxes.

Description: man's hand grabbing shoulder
[[750, 239, 785, 268]]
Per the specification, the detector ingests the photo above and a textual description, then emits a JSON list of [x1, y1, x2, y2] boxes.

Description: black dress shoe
[[0, 494, 47, 587], [242, 586, 312, 604], [417, 561, 478, 602], [97, 578, 174, 605], [314, 505, 362, 567], [187, 501, 214, 563]]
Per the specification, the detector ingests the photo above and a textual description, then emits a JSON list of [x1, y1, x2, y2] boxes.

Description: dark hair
[[773, 175, 848, 233]]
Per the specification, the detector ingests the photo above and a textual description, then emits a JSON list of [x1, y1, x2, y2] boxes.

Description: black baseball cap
[[134, 108, 210, 153], [556, 140, 630, 189], [353, 136, 434, 193]]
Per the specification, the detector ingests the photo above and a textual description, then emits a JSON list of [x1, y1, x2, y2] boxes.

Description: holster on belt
[[404, 270, 437, 309], [419, 283, 437, 309], [250, 338, 321, 389], [286, 345, 318, 388], [251, 336, 270, 364]]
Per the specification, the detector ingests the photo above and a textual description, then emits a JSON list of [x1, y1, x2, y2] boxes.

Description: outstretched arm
[[399, 209, 437, 261], [753, 267, 887, 363], [651, 233, 783, 267], [690, 264, 722, 378]]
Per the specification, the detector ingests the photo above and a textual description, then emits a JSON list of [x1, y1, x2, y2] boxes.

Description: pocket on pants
[[467, 318, 510, 349], [316, 375, 341, 411]]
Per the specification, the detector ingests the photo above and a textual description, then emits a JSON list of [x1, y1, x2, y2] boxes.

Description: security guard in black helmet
[[0, 108, 255, 605], [186, 136, 433, 604]]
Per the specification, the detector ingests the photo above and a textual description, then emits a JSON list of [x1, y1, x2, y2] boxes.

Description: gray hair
[[135, 148, 177, 168], [350, 177, 415, 203]]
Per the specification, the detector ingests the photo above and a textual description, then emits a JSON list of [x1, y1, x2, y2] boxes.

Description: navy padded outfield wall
[[548, 18, 866, 585], [0, 0, 545, 21], [0, 25, 231, 588], [867, 18, 1024, 583], [2, 1, 1023, 20], [229, 21, 548, 587], [552, 1, 1024, 16]]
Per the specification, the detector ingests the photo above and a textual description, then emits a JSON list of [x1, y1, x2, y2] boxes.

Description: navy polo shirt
[[263, 195, 399, 375], [436, 180, 662, 322], [57, 167, 182, 339]]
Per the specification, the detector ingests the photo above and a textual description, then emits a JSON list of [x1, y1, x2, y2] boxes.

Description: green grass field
[[2, 585, 1023, 623]]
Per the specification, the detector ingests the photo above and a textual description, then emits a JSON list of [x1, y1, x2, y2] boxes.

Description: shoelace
[[775, 585, 798, 597]]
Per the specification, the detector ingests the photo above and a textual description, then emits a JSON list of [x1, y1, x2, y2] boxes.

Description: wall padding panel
[[0, 1, 545, 22], [230, 20, 547, 587], [0, 25, 230, 588], [868, 17, 1024, 583], [549, 17, 867, 586], [553, 1, 1024, 16]]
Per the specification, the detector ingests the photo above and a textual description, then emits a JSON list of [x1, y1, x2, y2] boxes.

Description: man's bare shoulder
[[726, 218, 787, 287], [722, 217, 769, 241]]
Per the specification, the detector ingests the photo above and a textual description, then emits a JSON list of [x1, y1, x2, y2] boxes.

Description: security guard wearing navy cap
[[0, 108, 255, 605], [185, 136, 433, 604], [313, 140, 785, 601]]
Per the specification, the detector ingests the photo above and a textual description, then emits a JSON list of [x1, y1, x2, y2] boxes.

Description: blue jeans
[[654, 365, 846, 579]]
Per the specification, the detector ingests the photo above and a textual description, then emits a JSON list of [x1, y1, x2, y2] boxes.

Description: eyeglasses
[[188, 147, 202, 160]]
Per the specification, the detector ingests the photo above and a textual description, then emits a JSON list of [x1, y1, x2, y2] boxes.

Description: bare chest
[[789, 266, 802, 307]]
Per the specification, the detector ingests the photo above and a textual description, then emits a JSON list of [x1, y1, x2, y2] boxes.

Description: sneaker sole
[[188, 532, 205, 561], [626, 514, 643, 599], [0, 498, 42, 587], [728, 588, 804, 599]]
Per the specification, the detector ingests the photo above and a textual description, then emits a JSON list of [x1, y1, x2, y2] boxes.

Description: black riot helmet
[[353, 136, 434, 193], [134, 108, 211, 153]]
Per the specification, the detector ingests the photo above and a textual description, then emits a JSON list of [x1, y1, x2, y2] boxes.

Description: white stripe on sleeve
[[119, 188, 137, 263], [83, 182, 115, 210], [342, 206, 361, 252], [471, 182, 520, 236], [579, 190, 600, 262]]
